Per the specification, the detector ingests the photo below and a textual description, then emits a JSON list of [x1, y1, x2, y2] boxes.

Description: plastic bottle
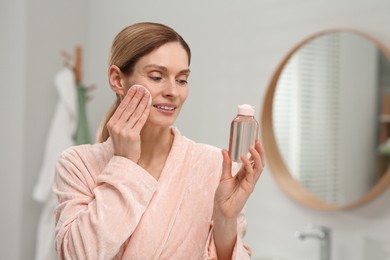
[[228, 104, 259, 162]]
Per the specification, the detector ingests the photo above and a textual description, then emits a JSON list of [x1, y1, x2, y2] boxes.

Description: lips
[[153, 103, 177, 112]]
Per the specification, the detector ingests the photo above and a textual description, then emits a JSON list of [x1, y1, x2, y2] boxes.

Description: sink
[[295, 224, 331, 260]]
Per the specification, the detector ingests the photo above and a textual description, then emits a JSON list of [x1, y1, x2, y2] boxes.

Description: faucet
[[295, 224, 331, 260]]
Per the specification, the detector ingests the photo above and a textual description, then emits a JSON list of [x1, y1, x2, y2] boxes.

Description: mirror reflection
[[272, 31, 390, 205]]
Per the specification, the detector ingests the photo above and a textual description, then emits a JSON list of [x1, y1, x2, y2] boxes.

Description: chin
[[146, 110, 180, 128], [145, 118, 176, 129]]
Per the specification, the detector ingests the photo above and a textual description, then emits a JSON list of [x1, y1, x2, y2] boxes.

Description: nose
[[162, 79, 179, 98]]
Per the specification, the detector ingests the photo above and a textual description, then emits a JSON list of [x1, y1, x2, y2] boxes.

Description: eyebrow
[[143, 64, 191, 75]]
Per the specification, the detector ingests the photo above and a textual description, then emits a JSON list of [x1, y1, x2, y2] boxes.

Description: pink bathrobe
[[53, 128, 251, 259]]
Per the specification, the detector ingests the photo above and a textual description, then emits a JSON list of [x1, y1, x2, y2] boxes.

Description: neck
[[138, 125, 173, 168]]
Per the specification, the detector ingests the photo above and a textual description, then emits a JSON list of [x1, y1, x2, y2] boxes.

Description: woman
[[53, 22, 265, 260]]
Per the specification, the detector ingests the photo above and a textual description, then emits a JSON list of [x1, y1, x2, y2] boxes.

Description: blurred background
[[1, 0, 390, 259]]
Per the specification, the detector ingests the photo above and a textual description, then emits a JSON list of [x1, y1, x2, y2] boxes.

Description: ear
[[108, 65, 127, 97]]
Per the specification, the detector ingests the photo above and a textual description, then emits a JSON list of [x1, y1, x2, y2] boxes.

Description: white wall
[[0, 0, 26, 259], [2, 0, 390, 259], [0, 1, 87, 259]]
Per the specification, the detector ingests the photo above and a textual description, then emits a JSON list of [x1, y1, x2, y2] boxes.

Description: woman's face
[[124, 42, 190, 128]]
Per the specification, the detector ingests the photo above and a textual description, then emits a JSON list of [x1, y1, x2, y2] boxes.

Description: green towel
[[379, 140, 390, 156], [74, 84, 92, 145]]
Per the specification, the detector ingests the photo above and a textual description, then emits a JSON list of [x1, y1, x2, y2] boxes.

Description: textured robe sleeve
[[53, 146, 158, 260], [205, 161, 252, 259], [205, 209, 252, 259]]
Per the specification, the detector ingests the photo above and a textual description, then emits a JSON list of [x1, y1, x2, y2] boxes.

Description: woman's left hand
[[214, 140, 265, 220]]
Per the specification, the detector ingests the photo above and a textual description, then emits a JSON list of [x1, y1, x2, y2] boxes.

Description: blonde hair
[[96, 22, 191, 143]]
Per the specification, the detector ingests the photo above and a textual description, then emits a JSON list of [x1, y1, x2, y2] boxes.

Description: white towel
[[33, 67, 77, 260]]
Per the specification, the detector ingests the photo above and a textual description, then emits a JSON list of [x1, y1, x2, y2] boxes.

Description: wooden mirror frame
[[261, 29, 390, 210]]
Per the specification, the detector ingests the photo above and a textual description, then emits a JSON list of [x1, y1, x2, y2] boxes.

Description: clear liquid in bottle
[[228, 104, 259, 162]]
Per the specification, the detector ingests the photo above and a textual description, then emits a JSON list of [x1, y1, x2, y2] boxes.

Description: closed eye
[[150, 76, 162, 81], [176, 79, 188, 86]]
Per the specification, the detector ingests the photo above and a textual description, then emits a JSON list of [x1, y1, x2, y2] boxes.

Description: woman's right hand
[[107, 85, 151, 163]]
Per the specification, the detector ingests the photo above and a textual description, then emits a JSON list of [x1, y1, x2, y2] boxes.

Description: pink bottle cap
[[237, 104, 255, 116]]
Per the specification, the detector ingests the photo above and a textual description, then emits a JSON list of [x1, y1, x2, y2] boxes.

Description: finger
[[256, 140, 266, 168], [132, 96, 152, 131], [125, 89, 151, 128], [248, 145, 261, 170], [247, 153, 255, 167], [248, 146, 262, 182], [241, 155, 255, 183], [252, 140, 265, 182], [109, 86, 138, 122], [119, 86, 147, 123], [220, 149, 232, 181]]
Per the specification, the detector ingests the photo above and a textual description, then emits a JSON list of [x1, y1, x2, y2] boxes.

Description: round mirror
[[261, 29, 390, 210]]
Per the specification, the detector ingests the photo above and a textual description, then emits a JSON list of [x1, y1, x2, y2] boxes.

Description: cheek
[[127, 78, 155, 98], [144, 86, 157, 100], [180, 89, 188, 103], [121, 78, 135, 94]]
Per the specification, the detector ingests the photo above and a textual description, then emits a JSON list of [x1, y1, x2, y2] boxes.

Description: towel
[[33, 67, 77, 260]]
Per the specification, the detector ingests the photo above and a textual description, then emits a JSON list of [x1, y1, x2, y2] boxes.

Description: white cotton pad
[[130, 84, 152, 106]]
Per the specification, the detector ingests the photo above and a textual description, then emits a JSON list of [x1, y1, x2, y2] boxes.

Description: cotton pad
[[130, 84, 152, 106]]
